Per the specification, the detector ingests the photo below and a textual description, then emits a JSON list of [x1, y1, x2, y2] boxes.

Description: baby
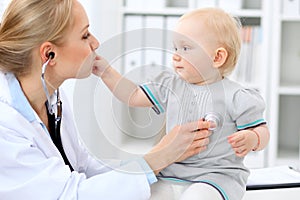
[[93, 8, 270, 200]]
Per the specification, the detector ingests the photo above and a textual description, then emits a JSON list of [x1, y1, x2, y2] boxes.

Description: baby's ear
[[212, 47, 228, 68]]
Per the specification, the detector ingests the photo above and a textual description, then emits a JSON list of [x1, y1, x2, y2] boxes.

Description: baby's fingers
[[228, 134, 242, 144]]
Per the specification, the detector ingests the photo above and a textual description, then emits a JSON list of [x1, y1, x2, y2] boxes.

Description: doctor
[[0, 0, 212, 199]]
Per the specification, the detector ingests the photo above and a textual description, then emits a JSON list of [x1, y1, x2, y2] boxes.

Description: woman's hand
[[227, 129, 258, 157], [144, 119, 211, 175]]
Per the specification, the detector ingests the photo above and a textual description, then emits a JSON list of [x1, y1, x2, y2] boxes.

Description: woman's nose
[[91, 35, 100, 51], [173, 53, 181, 62]]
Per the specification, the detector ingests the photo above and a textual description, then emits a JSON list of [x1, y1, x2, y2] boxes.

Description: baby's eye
[[183, 46, 190, 51], [173, 47, 178, 51]]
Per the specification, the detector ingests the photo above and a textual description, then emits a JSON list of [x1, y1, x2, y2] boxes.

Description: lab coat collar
[[1, 72, 59, 123], [0, 72, 11, 105], [5, 73, 36, 122]]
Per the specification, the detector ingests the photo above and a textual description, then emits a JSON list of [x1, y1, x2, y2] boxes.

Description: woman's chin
[[75, 68, 93, 79]]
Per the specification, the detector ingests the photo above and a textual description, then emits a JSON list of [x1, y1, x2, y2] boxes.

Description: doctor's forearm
[[144, 152, 167, 175]]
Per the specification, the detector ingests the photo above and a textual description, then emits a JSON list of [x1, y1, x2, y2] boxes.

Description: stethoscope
[[41, 52, 62, 134]]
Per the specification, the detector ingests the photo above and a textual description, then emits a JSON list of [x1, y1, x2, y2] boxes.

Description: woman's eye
[[82, 32, 91, 39]]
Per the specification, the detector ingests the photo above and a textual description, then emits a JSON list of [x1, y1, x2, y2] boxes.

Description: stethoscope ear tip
[[48, 52, 55, 59]]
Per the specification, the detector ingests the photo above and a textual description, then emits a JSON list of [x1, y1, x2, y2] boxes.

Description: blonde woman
[[94, 8, 270, 200], [0, 0, 212, 199]]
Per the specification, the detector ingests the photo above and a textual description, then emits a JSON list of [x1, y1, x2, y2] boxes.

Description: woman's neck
[[18, 74, 49, 114]]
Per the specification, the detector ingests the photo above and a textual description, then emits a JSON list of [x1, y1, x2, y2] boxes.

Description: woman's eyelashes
[[82, 32, 91, 39]]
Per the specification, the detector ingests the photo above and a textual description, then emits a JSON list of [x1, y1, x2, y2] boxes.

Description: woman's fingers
[[185, 120, 212, 153], [182, 130, 211, 159], [183, 119, 211, 132], [193, 129, 212, 140], [188, 146, 207, 157], [191, 137, 210, 149]]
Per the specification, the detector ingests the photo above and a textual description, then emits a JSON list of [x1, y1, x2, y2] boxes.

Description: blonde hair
[[0, 0, 74, 76], [179, 8, 242, 76]]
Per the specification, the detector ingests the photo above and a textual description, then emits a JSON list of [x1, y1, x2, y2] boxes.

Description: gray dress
[[140, 70, 267, 200]]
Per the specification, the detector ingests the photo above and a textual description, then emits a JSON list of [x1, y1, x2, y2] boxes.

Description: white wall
[[69, 0, 125, 159], [73, 1, 165, 160], [79, 0, 123, 41], [71, 0, 160, 160]]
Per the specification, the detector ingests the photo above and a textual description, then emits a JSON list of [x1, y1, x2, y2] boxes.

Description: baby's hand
[[227, 130, 258, 157], [92, 55, 110, 77]]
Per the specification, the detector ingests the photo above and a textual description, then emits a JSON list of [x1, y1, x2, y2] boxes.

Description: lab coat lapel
[[31, 120, 65, 159], [0, 101, 66, 162]]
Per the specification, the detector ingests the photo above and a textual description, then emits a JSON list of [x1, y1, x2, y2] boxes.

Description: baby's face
[[172, 18, 220, 85]]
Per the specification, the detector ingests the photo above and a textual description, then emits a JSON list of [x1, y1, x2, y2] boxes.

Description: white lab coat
[[0, 72, 152, 200]]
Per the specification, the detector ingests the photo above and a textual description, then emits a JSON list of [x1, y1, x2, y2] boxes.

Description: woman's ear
[[213, 47, 228, 68], [39, 42, 56, 65]]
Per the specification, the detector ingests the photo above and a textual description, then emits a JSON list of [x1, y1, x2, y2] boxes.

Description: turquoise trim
[[161, 177, 187, 183], [237, 119, 265, 130], [159, 177, 228, 200], [142, 85, 165, 113], [201, 180, 229, 200]]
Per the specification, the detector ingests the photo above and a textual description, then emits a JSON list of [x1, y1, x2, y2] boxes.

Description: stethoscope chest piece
[[204, 112, 224, 131]]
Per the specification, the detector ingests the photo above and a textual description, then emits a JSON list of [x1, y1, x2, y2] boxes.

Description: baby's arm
[[227, 124, 270, 157], [93, 55, 152, 107]]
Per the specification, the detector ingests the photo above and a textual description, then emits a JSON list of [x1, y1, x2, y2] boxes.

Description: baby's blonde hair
[[0, 0, 74, 76], [179, 8, 242, 76]]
